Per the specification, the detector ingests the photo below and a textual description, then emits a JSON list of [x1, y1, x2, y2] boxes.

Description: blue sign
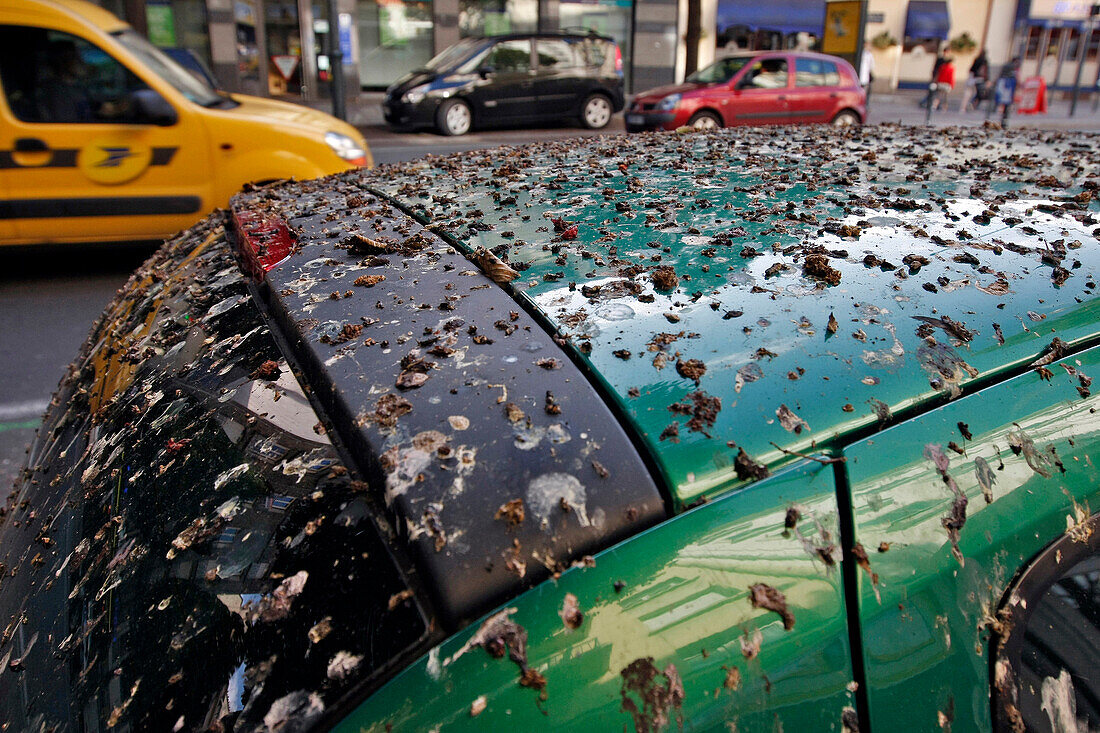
[[994, 77, 1017, 106], [338, 13, 353, 61]]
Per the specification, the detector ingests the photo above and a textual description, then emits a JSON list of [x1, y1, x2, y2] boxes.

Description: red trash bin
[[1018, 76, 1047, 114]]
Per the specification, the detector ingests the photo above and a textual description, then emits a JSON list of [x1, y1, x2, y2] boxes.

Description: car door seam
[[833, 458, 873, 732], [823, 333, 1100, 458]]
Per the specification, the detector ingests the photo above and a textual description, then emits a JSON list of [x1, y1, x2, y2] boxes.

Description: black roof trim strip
[[231, 180, 666, 629], [361, 181, 678, 513]]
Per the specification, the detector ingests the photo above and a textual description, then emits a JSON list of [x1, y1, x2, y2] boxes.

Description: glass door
[[357, 0, 434, 88]]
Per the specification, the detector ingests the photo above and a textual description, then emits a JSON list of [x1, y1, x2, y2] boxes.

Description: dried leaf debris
[[747, 582, 795, 630], [28, 125, 1100, 731], [924, 444, 969, 566], [619, 657, 685, 733]]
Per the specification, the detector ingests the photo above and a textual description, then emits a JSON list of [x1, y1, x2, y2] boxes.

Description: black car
[[382, 32, 624, 135]]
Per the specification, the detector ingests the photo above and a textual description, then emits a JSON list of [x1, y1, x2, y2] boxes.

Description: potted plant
[[949, 32, 977, 54], [871, 30, 898, 49]]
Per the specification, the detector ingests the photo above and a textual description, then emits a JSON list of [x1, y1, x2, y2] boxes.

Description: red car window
[[741, 57, 789, 89], [795, 57, 840, 87]]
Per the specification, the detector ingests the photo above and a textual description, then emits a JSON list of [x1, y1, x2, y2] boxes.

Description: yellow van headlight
[[325, 132, 368, 167]]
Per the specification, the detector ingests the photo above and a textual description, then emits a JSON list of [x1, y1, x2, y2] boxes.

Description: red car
[[625, 51, 865, 131]]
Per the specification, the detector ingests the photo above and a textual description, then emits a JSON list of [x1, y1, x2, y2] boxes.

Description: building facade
[[860, 0, 1099, 91], [96, 0, 1097, 100], [98, 0, 675, 97]]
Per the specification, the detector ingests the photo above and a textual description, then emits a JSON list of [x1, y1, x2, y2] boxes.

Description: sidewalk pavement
[[865, 88, 1100, 130], [300, 87, 1100, 140]]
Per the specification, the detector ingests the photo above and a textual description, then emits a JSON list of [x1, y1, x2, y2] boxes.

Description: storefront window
[[265, 0, 303, 94], [1025, 26, 1043, 59], [558, 0, 631, 86], [358, 0, 434, 88], [717, 0, 826, 48], [141, 0, 211, 68], [1066, 27, 1081, 59], [97, 0, 127, 21], [1046, 27, 1064, 59], [459, 0, 536, 37]]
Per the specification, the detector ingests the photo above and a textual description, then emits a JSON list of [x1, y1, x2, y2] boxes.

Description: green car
[[1, 126, 1098, 732]]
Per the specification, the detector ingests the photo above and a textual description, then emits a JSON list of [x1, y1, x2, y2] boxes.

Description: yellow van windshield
[[112, 28, 228, 107]]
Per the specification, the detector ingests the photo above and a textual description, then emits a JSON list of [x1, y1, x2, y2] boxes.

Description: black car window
[[425, 37, 484, 71], [0, 25, 149, 123], [992, 511, 1100, 730], [485, 39, 531, 73], [795, 57, 839, 87], [537, 39, 583, 70], [579, 37, 610, 68], [741, 57, 788, 89]]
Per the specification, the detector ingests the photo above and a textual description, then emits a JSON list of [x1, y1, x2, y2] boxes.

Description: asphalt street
[[0, 244, 153, 488], [2, 92, 1099, 491]]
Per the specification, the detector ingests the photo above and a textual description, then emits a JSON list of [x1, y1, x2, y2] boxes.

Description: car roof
[[361, 128, 1099, 508], [719, 50, 855, 64]]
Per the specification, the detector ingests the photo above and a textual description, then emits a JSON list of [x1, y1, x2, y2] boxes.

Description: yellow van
[[0, 0, 372, 245]]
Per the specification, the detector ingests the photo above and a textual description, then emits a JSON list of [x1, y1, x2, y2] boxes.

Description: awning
[[904, 0, 950, 40], [716, 0, 827, 36]]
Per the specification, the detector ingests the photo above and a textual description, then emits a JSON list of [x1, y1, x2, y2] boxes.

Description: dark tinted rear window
[[0, 219, 428, 731], [578, 37, 613, 68]]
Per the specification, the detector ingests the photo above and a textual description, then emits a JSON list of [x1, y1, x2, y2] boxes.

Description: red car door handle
[[777, 95, 787, 101], [830, 92, 839, 98]]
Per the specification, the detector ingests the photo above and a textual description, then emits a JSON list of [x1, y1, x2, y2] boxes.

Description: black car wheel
[[688, 111, 722, 130], [580, 93, 613, 129], [437, 99, 472, 136]]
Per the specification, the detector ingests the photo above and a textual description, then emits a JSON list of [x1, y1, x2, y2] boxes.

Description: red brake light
[[615, 46, 623, 74], [233, 208, 297, 279]]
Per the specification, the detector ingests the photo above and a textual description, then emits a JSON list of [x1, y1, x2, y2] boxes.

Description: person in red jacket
[[931, 53, 956, 111]]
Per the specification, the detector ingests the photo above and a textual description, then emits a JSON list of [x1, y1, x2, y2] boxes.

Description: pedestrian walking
[[920, 48, 947, 108], [860, 42, 875, 106], [931, 53, 955, 111], [988, 56, 1020, 127], [960, 49, 989, 112]]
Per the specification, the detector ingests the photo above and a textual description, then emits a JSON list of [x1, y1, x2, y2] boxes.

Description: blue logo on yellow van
[[95, 147, 137, 168], [78, 138, 152, 184]]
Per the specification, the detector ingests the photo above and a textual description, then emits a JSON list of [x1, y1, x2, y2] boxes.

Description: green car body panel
[[845, 344, 1100, 732], [338, 461, 858, 732], [344, 128, 1099, 729], [376, 134, 1100, 509]]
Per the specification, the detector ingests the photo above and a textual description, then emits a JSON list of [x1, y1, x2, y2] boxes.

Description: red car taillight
[[615, 45, 623, 75], [233, 208, 297, 279]]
